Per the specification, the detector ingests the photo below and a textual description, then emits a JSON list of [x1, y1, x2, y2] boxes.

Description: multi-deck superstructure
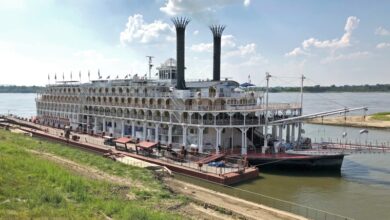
[[36, 17, 302, 155]]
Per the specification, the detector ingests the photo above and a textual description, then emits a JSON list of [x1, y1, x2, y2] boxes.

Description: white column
[[215, 128, 222, 154], [168, 124, 172, 144], [279, 125, 283, 141], [131, 121, 135, 137], [155, 124, 159, 143], [143, 123, 147, 140], [86, 116, 89, 133], [286, 124, 291, 143], [200, 113, 205, 125], [182, 125, 187, 146], [241, 128, 248, 155], [94, 117, 97, 134], [198, 127, 204, 153], [103, 118, 106, 133], [111, 119, 115, 135], [121, 120, 125, 137], [291, 123, 295, 143], [263, 124, 268, 153], [272, 125, 277, 138], [298, 122, 302, 143]]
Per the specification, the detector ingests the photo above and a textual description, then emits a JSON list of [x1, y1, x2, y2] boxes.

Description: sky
[[0, 0, 389, 87]]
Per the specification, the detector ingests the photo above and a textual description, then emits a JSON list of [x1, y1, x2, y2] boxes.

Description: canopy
[[136, 141, 158, 149], [114, 137, 132, 144]]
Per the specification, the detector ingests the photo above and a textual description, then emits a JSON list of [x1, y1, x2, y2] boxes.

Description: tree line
[[0, 84, 389, 93], [251, 84, 390, 93], [0, 85, 44, 93]]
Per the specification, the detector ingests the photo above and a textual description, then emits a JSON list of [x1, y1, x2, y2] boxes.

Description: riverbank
[[306, 114, 390, 129], [0, 129, 303, 220]]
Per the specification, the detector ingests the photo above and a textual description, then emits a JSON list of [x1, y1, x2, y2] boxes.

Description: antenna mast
[[146, 56, 154, 79], [263, 72, 271, 153], [298, 74, 305, 144]]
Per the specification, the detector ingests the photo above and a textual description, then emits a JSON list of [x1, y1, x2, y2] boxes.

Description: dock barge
[[1, 116, 259, 185]]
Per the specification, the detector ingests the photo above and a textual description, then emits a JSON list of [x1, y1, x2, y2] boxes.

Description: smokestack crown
[[210, 25, 226, 37], [172, 17, 190, 29]]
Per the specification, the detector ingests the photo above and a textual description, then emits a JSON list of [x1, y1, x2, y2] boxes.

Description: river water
[[1, 92, 389, 220]]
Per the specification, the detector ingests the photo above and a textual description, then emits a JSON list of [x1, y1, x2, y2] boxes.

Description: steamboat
[[35, 17, 362, 171]]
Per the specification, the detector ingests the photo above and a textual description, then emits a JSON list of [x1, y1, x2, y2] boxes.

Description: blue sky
[[1, 0, 389, 86]]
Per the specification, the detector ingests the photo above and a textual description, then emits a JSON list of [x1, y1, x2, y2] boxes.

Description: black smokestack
[[172, 17, 190, 90], [210, 25, 225, 81]]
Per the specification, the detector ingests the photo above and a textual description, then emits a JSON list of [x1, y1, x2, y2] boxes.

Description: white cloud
[[193, 30, 199, 35], [221, 35, 236, 48], [376, 42, 390, 49], [190, 35, 236, 52], [286, 16, 360, 57], [321, 51, 370, 64], [191, 35, 265, 63], [0, 0, 26, 10], [225, 43, 256, 57], [191, 43, 213, 52], [120, 14, 174, 44], [160, 0, 250, 23], [244, 0, 251, 7], [375, 27, 390, 36], [285, 47, 309, 57]]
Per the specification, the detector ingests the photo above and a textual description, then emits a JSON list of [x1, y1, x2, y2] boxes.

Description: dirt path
[[165, 179, 306, 220]]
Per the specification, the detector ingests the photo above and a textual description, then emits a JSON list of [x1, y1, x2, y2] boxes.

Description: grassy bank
[[371, 112, 390, 121], [0, 129, 184, 219]]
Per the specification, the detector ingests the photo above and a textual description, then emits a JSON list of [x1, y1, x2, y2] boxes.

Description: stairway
[[246, 127, 274, 147]]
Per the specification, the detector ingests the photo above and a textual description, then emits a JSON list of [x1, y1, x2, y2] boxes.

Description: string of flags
[[47, 70, 135, 83]]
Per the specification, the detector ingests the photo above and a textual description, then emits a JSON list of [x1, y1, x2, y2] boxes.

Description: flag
[[62, 72, 64, 80], [98, 69, 101, 78], [54, 73, 57, 80], [70, 71, 73, 80]]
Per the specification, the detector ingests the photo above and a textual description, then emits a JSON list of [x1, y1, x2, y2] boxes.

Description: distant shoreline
[[306, 114, 390, 130], [1, 84, 389, 93]]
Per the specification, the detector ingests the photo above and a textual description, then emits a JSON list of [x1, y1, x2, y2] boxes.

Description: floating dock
[[1, 116, 259, 185]]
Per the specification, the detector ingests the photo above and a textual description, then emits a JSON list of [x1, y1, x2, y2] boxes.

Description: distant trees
[[248, 84, 390, 93], [0, 85, 43, 93]]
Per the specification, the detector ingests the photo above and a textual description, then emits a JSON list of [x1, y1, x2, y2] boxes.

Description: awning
[[114, 137, 132, 144], [136, 141, 158, 149]]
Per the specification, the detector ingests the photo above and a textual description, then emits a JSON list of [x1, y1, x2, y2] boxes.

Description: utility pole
[[297, 74, 305, 144], [263, 72, 271, 153], [146, 56, 154, 79]]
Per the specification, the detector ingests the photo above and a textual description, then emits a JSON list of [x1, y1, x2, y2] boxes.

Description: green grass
[[371, 112, 390, 121], [0, 129, 185, 219]]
